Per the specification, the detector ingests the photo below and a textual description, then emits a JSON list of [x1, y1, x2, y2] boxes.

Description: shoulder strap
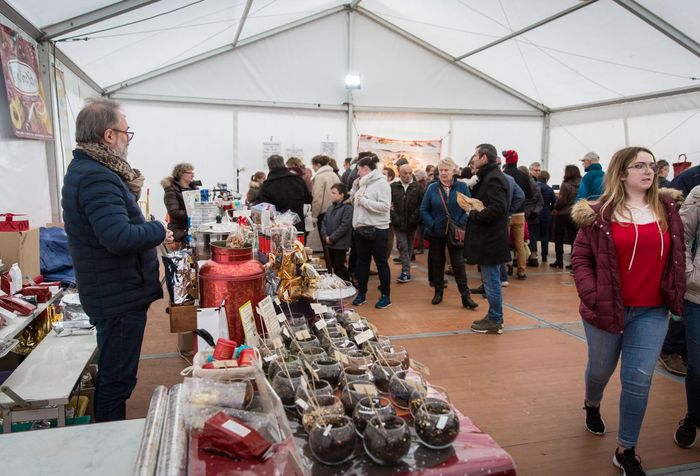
[[437, 186, 451, 234]]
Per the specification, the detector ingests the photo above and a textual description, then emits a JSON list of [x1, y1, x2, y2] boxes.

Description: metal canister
[[199, 242, 265, 345]]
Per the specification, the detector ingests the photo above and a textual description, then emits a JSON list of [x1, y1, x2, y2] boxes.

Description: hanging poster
[[320, 140, 337, 159], [262, 141, 281, 163], [358, 134, 441, 172], [0, 25, 53, 140], [286, 147, 304, 160], [54, 68, 73, 167]]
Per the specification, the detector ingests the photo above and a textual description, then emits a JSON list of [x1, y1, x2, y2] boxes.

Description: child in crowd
[[321, 183, 353, 281]]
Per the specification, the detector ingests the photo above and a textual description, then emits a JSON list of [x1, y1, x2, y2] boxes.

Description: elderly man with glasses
[[62, 98, 173, 422]]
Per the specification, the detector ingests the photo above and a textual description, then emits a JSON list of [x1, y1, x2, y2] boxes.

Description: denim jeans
[[481, 264, 503, 323], [92, 309, 148, 422], [355, 227, 391, 297], [682, 300, 700, 419], [583, 306, 669, 448]]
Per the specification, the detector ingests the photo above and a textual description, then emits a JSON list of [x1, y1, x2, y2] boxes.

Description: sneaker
[[352, 293, 366, 306], [674, 415, 699, 448], [583, 404, 606, 435], [613, 447, 646, 476], [397, 272, 411, 283], [659, 353, 687, 377], [375, 295, 391, 309], [501, 281, 509, 287], [470, 317, 503, 334]]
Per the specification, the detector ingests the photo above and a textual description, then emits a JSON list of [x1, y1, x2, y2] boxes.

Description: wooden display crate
[[167, 304, 197, 333]]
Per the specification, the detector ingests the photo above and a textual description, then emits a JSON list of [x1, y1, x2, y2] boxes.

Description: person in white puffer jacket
[[350, 154, 392, 309]]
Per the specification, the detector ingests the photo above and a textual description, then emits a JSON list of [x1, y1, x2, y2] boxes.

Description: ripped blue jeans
[[583, 306, 669, 448]]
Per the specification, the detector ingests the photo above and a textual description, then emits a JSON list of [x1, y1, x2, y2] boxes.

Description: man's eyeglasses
[[110, 128, 134, 142], [627, 162, 658, 173]]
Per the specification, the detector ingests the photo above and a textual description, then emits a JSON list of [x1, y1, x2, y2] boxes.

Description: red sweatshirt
[[611, 221, 669, 308]]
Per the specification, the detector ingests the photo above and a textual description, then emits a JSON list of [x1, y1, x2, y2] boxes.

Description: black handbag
[[438, 187, 465, 248], [355, 225, 377, 241]]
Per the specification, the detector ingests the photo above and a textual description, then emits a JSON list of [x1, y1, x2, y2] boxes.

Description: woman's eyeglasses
[[627, 162, 658, 173]]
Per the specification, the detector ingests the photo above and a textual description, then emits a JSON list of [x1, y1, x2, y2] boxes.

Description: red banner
[[0, 25, 53, 140]]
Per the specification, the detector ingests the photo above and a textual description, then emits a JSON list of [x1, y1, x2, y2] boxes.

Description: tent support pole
[[346, 9, 354, 157], [623, 116, 630, 147], [541, 112, 551, 170], [37, 41, 62, 222]]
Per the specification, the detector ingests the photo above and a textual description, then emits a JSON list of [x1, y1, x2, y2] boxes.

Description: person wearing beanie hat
[[502, 149, 534, 279], [503, 149, 519, 165], [576, 152, 605, 202]]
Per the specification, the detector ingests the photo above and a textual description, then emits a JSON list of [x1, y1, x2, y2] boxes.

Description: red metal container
[[199, 243, 266, 346]]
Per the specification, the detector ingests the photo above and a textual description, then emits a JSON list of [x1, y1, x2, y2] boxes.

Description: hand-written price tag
[[283, 290, 290, 301], [436, 415, 448, 430], [295, 398, 309, 411], [314, 319, 327, 331], [295, 329, 311, 340], [258, 296, 282, 338], [263, 354, 278, 363], [310, 303, 324, 314], [274, 296, 281, 306], [354, 329, 374, 345], [272, 337, 283, 349], [238, 301, 260, 347], [277, 313, 287, 323], [353, 383, 378, 396], [282, 327, 290, 338], [323, 424, 332, 437]]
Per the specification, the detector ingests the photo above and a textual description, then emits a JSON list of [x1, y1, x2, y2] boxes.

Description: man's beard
[[113, 143, 128, 160]]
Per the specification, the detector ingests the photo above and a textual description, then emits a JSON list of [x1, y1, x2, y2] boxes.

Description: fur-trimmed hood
[[161, 176, 175, 189], [571, 187, 684, 227]]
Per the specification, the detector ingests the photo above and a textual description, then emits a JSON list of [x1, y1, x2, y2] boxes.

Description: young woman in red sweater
[[571, 147, 685, 476]]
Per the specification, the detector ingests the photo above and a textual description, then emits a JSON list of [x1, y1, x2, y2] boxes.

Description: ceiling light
[[345, 74, 361, 90]]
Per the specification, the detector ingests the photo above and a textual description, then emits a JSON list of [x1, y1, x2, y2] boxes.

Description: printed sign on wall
[[0, 25, 53, 140]]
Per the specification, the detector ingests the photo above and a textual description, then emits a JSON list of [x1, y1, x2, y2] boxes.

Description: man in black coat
[[464, 144, 510, 335], [502, 149, 533, 279], [390, 164, 424, 283], [257, 155, 312, 233], [62, 98, 173, 422]]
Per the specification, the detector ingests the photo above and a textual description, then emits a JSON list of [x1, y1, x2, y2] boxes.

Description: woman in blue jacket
[[420, 158, 479, 310]]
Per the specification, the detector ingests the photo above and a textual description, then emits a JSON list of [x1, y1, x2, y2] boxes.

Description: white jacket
[[311, 165, 340, 219], [680, 185, 700, 305], [351, 168, 391, 229]]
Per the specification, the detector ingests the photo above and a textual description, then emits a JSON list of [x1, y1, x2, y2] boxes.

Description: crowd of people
[[59, 98, 697, 476]]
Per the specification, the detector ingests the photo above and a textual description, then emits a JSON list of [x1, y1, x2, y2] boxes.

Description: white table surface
[[0, 418, 145, 476], [0, 291, 63, 341], [0, 331, 97, 407]]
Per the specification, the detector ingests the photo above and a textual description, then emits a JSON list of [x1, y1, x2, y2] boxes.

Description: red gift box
[[0, 214, 29, 232], [0, 295, 36, 316], [18, 286, 51, 303]]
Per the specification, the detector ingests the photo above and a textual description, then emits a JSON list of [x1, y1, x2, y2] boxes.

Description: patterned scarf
[[76, 142, 145, 200]]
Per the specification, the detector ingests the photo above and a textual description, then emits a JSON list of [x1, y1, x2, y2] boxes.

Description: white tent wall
[[118, 99, 347, 223], [0, 14, 50, 228], [548, 91, 700, 185]]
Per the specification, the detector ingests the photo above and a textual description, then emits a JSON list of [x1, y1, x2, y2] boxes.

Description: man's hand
[[164, 229, 174, 245], [325, 236, 332, 245]]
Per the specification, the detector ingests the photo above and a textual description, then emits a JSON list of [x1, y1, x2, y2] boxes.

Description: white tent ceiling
[[3, 0, 700, 112]]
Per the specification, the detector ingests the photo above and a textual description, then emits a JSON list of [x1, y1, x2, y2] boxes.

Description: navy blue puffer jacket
[[61, 149, 166, 319]]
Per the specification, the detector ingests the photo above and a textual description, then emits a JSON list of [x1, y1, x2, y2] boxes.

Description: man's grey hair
[[267, 154, 285, 171], [529, 162, 541, 169], [75, 97, 122, 143]]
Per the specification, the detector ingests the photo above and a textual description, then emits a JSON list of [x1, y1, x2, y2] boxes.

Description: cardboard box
[[0, 228, 40, 281]]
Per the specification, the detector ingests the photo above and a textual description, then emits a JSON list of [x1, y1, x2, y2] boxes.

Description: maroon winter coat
[[570, 189, 686, 334]]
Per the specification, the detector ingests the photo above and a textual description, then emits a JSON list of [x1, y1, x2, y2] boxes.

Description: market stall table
[[0, 331, 97, 432], [0, 418, 145, 476], [0, 290, 63, 340]]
